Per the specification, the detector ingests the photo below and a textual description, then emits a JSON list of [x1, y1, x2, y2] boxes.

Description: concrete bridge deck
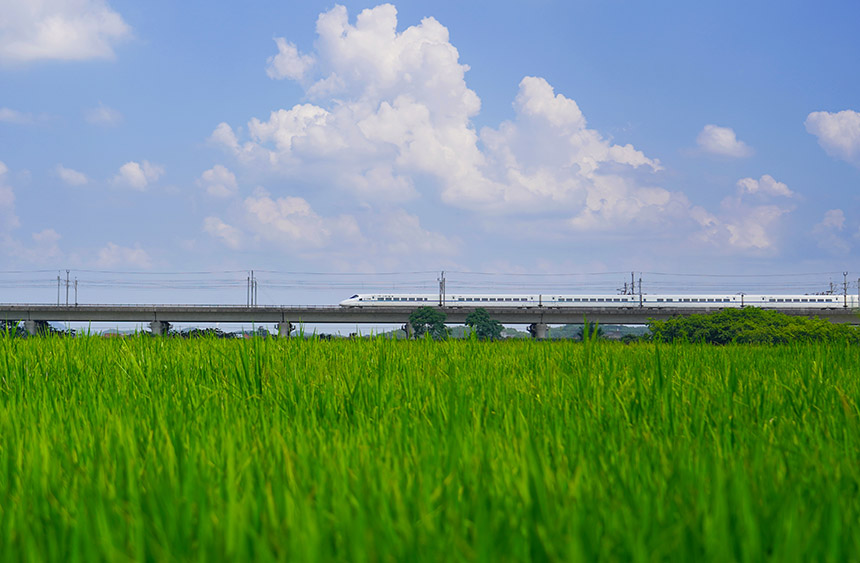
[[1, 303, 858, 334]]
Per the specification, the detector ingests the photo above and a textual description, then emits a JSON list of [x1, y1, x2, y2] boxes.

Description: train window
[[657, 298, 663, 302]]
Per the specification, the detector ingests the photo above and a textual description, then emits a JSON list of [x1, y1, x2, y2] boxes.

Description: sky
[[1, 0, 859, 307]]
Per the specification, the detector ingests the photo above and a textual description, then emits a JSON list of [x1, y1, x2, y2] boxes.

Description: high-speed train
[[339, 293, 858, 309]]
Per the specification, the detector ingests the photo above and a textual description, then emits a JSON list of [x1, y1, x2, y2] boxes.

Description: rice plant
[[1, 335, 859, 561]]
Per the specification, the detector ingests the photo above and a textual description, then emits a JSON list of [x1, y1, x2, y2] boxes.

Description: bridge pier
[[277, 322, 293, 337], [401, 322, 414, 339], [24, 320, 37, 336], [528, 323, 548, 340], [150, 321, 170, 336]]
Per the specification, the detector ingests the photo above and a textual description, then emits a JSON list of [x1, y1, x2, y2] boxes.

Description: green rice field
[[1, 335, 859, 561]]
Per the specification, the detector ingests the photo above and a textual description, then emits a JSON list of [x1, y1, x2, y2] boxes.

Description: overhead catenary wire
[[1, 268, 858, 305]]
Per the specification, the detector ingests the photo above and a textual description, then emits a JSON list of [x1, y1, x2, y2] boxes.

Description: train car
[[339, 293, 856, 308]]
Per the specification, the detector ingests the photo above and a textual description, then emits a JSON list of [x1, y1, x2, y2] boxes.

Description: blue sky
[[1, 0, 859, 305]]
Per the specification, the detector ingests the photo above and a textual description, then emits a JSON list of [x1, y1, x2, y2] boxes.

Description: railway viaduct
[[1, 303, 858, 338]]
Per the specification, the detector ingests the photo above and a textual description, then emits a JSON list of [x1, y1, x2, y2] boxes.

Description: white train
[[339, 293, 858, 308]]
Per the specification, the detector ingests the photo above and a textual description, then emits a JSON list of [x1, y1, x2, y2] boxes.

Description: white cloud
[[696, 124, 754, 158], [374, 209, 458, 256], [202, 217, 242, 249], [243, 189, 361, 249], [85, 102, 122, 126], [693, 175, 796, 251], [28, 228, 62, 259], [197, 164, 237, 198], [3, 227, 64, 262], [721, 203, 788, 250], [112, 160, 164, 190], [0, 161, 20, 231], [211, 4, 797, 259], [96, 242, 152, 269], [32, 228, 61, 244], [266, 37, 314, 81], [0, 0, 131, 64], [214, 5, 684, 232], [56, 164, 88, 186], [812, 209, 850, 253], [0, 107, 32, 123], [736, 174, 794, 198], [805, 110, 860, 166]]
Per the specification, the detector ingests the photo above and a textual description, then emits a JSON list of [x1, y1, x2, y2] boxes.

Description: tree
[[648, 307, 860, 344], [1, 320, 25, 338], [464, 308, 503, 340], [409, 306, 448, 340], [577, 321, 604, 341]]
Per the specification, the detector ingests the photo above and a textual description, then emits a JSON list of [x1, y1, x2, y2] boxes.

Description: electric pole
[[65, 269, 70, 306], [438, 271, 446, 307], [246, 270, 257, 306], [844, 272, 848, 308]]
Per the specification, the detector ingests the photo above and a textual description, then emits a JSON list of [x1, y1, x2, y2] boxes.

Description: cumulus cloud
[[812, 209, 850, 253], [696, 124, 754, 157], [3, 227, 65, 262], [736, 174, 794, 198], [243, 189, 361, 249], [197, 164, 237, 197], [56, 164, 88, 186], [693, 174, 795, 251], [805, 110, 860, 166], [720, 202, 788, 250], [0, 161, 20, 231], [213, 4, 692, 234], [373, 209, 459, 256], [85, 102, 122, 126], [112, 160, 163, 190], [209, 4, 806, 262], [96, 242, 152, 268], [480, 76, 673, 225], [266, 38, 314, 81], [0, 107, 32, 123], [0, 0, 131, 64], [202, 216, 242, 249]]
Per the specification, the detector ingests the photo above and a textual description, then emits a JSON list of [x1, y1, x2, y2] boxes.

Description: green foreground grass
[[1, 336, 860, 561]]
